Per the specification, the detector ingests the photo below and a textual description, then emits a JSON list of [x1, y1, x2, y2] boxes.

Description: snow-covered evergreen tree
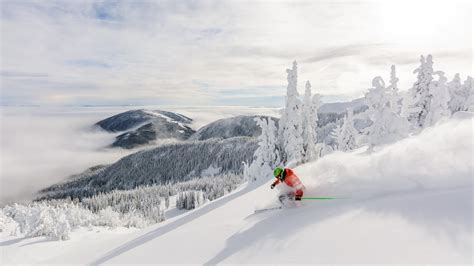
[[314, 143, 333, 159], [331, 108, 357, 151], [278, 61, 304, 164], [407, 55, 434, 129], [447, 74, 473, 114], [302, 81, 312, 155], [165, 195, 170, 209], [425, 71, 450, 126], [1, 172, 245, 241], [301, 81, 319, 161], [176, 191, 204, 210], [388, 65, 402, 114], [244, 117, 280, 182], [364, 76, 389, 150], [447, 73, 466, 113], [363, 75, 409, 150], [464, 76, 474, 111], [400, 90, 412, 119]]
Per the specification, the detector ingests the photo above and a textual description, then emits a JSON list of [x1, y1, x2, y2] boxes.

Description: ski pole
[[301, 197, 341, 200]]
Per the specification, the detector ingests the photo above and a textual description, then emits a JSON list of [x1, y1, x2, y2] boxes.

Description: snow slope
[[1, 115, 472, 264]]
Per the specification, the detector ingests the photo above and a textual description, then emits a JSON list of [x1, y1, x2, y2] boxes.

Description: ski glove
[[270, 184, 275, 189]]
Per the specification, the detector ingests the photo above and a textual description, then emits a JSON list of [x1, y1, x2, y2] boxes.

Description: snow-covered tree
[[425, 71, 450, 126], [400, 93, 411, 119], [364, 76, 389, 150], [176, 191, 204, 210], [331, 108, 357, 151], [447, 73, 473, 114], [301, 81, 319, 161], [314, 143, 333, 159], [244, 117, 280, 182], [2, 172, 245, 241], [363, 75, 409, 150], [165, 195, 170, 209], [388, 65, 402, 114], [302, 81, 312, 155], [464, 76, 474, 111], [447, 73, 465, 113], [407, 55, 434, 129], [278, 61, 304, 164]]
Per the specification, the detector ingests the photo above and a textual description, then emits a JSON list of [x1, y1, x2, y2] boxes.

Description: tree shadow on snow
[[0, 237, 27, 246], [90, 183, 259, 265]]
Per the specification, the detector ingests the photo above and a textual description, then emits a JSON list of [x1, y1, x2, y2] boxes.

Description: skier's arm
[[270, 179, 280, 189]]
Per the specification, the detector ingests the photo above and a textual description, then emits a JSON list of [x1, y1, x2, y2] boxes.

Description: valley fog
[[0, 106, 279, 205]]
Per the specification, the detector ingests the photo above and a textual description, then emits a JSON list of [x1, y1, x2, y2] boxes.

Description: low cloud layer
[[0, 107, 134, 204]]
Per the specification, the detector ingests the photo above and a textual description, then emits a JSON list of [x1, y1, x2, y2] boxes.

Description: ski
[[254, 206, 283, 214]]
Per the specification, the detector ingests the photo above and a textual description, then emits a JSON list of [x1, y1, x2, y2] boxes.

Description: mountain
[[95, 109, 195, 149], [96, 109, 193, 132], [39, 136, 258, 200], [112, 121, 194, 149], [190, 115, 279, 141], [318, 97, 367, 113], [39, 114, 280, 199]]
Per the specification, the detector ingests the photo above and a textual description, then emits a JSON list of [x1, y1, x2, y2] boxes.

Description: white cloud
[[1, 0, 472, 106], [0, 106, 133, 204]]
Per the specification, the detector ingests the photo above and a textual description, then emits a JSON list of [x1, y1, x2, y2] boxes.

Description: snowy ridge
[[38, 136, 258, 200], [189, 115, 278, 141], [95, 109, 195, 149], [318, 97, 367, 114], [142, 110, 189, 128]]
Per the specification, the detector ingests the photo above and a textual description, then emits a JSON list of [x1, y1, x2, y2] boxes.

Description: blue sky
[[1, 0, 472, 106]]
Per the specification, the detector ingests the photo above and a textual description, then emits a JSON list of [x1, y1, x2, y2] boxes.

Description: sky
[[0, 0, 472, 106]]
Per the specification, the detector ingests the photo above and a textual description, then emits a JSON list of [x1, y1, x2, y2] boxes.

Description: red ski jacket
[[272, 168, 304, 190]]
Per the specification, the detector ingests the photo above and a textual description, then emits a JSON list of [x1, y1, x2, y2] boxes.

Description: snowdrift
[[297, 114, 473, 199]]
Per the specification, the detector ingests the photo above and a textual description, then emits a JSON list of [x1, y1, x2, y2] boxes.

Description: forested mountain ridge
[[39, 136, 258, 200], [96, 109, 195, 149]]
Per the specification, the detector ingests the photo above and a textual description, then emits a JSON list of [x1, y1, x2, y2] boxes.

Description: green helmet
[[273, 167, 284, 178]]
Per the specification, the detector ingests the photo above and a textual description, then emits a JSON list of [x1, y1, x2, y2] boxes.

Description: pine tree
[[244, 117, 280, 182], [447, 73, 465, 113], [165, 195, 170, 209], [407, 55, 434, 129], [363, 74, 409, 150], [425, 71, 450, 126], [302, 81, 312, 155], [278, 61, 304, 165], [301, 81, 319, 161], [314, 143, 333, 159], [388, 65, 402, 114], [331, 108, 357, 151], [464, 76, 474, 111]]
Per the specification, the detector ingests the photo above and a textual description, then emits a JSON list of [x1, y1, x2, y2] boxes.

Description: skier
[[270, 167, 305, 201]]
